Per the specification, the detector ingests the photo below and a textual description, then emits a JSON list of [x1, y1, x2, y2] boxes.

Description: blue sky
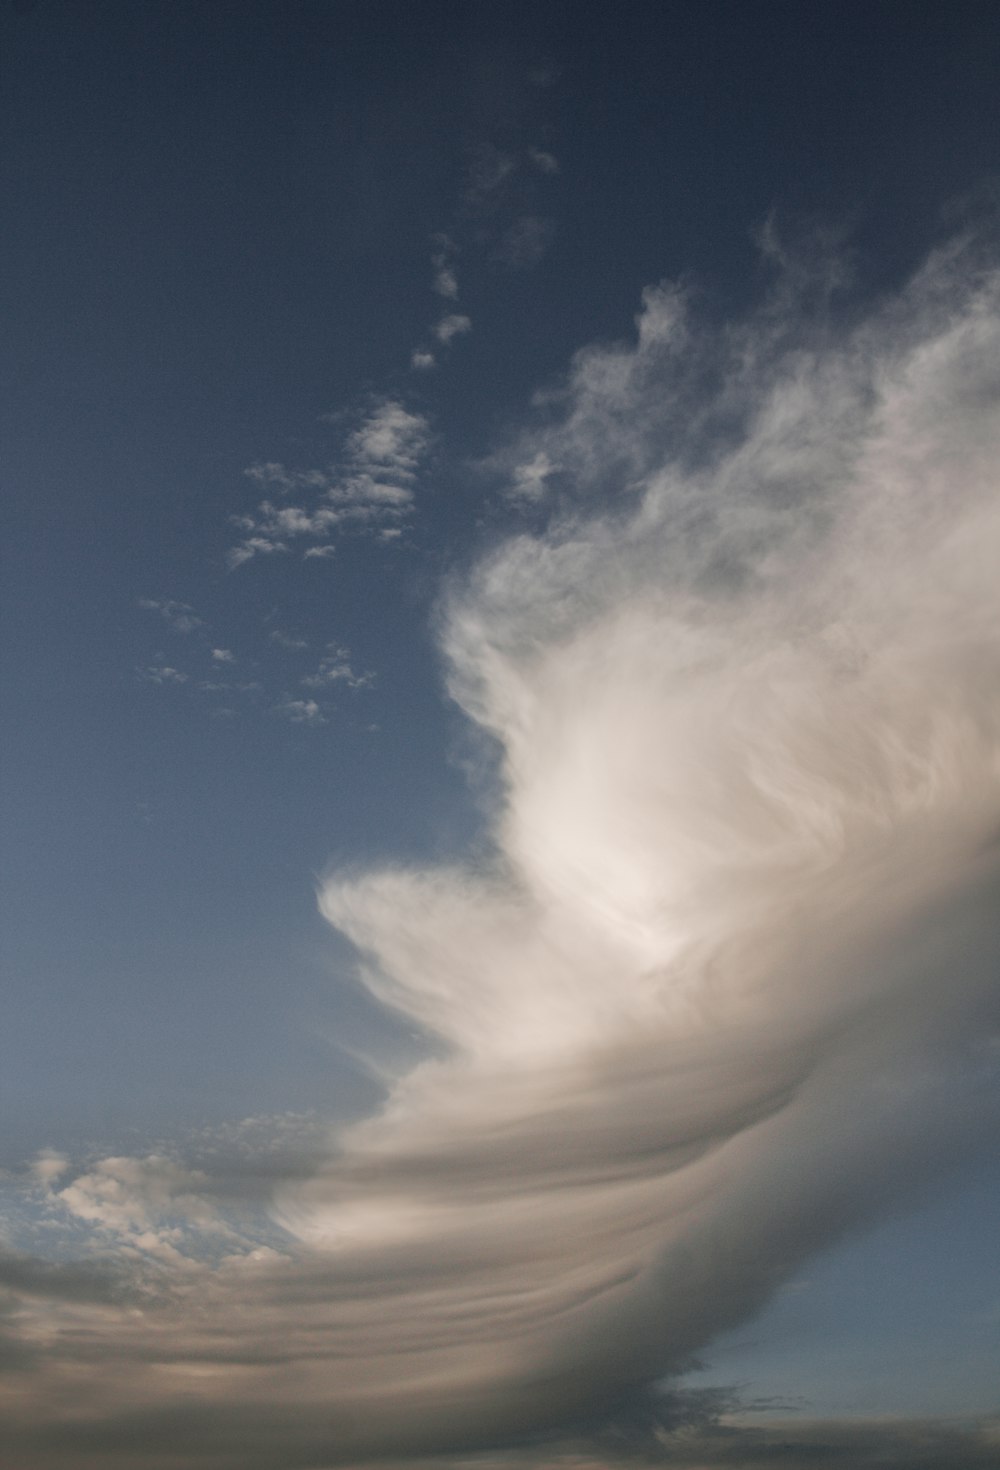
[[2, 4, 1000, 1468]]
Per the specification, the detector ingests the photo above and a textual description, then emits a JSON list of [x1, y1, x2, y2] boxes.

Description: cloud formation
[[5, 230, 1000, 1468], [229, 400, 429, 567]]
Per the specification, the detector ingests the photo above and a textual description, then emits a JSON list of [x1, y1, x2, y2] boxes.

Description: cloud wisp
[[228, 399, 429, 567], [408, 102, 560, 373], [433, 312, 473, 346], [5, 231, 1000, 1468], [432, 233, 460, 300], [135, 658, 188, 685], [137, 599, 203, 634]]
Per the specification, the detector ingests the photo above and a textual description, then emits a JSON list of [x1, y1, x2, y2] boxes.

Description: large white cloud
[[3, 231, 1000, 1468]]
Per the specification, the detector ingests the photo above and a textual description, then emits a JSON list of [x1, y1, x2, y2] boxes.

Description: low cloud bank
[[3, 229, 1000, 1468]]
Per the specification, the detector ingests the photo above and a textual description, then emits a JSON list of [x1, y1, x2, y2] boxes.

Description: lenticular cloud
[[7, 234, 1000, 1467]]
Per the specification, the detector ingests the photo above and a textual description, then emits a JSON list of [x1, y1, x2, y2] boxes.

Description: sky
[[1, 2, 1000, 1467]]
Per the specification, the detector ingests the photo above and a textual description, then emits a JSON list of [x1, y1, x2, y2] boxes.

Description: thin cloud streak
[[4, 230, 1000, 1467]]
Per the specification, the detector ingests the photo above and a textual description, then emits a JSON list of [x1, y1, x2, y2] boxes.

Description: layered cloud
[[4, 231, 1000, 1467]]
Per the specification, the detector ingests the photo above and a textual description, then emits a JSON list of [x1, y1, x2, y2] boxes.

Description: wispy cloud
[[29, 1150, 69, 1187], [527, 145, 559, 174], [227, 533, 290, 570], [274, 697, 325, 726], [506, 448, 552, 502], [136, 659, 188, 685], [344, 399, 428, 476], [137, 598, 202, 633], [56, 1154, 220, 1242], [431, 234, 459, 298], [493, 212, 554, 269], [242, 462, 329, 494], [228, 400, 430, 567], [197, 678, 260, 697], [300, 644, 374, 691], [410, 96, 560, 374], [466, 142, 518, 206], [433, 312, 472, 345]]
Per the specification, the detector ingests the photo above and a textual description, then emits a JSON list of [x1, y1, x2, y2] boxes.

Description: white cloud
[[243, 462, 327, 494], [57, 1154, 216, 1237], [274, 698, 325, 726], [137, 660, 188, 684], [229, 509, 346, 565], [137, 598, 202, 633], [303, 543, 337, 559], [411, 347, 436, 371], [434, 313, 472, 345], [331, 474, 413, 511], [198, 678, 260, 698], [301, 644, 374, 691], [29, 1150, 69, 1187], [299, 229, 1000, 1445], [268, 630, 309, 649], [7, 230, 1000, 1470], [507, 449, 553, 503], [345, 400, 429, 474], [211, 648, 234, 663], [227, 533, 289, 569], [229, 401, 429, 567]]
